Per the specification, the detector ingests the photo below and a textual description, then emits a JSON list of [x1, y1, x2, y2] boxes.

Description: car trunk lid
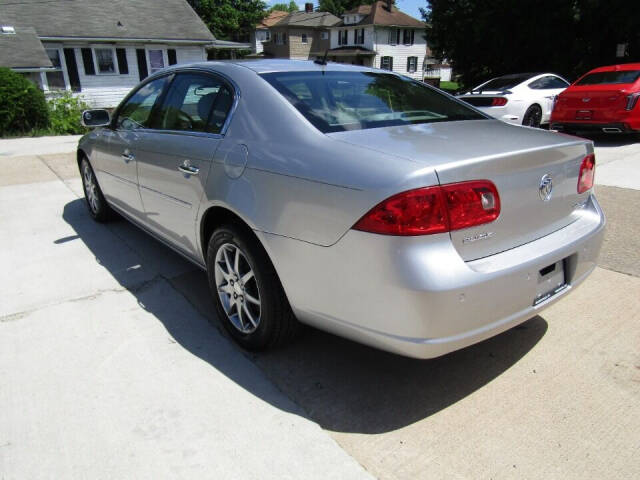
[[329, 120, 592, 261]]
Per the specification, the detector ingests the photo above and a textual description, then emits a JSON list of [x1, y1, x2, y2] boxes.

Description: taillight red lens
[[491, 97, 508, 106], [353, 180, 500, 236], [442, 180, 501, 230], [352, 186, 449, 235], [577, 153, 595, 193]]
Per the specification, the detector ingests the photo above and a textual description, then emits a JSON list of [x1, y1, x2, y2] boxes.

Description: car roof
[[587, 62, 640, 73], [173, 59, 381, 75]]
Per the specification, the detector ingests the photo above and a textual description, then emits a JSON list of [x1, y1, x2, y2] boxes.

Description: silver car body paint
[[78, 60, 605, 358]]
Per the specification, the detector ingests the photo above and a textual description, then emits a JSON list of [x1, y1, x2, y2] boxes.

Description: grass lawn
[[439, 81, 460, 93]]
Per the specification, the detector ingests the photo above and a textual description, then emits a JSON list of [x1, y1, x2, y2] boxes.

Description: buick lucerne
[[78, 60, 605, 359]]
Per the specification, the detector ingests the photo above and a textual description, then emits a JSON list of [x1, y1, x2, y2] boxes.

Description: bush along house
[[0, 0, 235, 108], [328, 0, 426, 80]]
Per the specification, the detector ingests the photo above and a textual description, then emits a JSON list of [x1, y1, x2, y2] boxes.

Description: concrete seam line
[[36, 154, 81, 198]]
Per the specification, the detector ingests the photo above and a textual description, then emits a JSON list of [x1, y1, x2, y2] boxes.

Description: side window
[[529, 76, 569, 90], [116, 76, 168, 130], [154, 72, 234, 134]]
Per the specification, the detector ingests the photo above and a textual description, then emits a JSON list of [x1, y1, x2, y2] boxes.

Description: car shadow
[[62, 198, 548, 434]]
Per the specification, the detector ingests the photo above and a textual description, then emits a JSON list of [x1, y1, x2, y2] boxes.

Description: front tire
[[206, 224, 299, 350], [522, 104, 543, 128], [80, 156, 110, 222]]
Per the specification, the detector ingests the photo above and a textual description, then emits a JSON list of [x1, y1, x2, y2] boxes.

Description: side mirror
[[81, 109, 111, 127]]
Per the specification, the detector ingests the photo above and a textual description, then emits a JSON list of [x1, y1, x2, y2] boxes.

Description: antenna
[[314, 49, 329, 66]]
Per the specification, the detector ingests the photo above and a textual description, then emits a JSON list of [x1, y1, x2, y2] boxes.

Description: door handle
[[178, 164, 199, 176], [121, 152, 135, 163]]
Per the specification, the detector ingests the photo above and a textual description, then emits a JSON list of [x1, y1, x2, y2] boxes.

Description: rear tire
[[206, 224, 299, 350], [522, 105, 542, 128], [80, 156, 110, 222]]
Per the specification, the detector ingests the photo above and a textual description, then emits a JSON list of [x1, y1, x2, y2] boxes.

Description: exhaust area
[[602, 127, 622, 133]]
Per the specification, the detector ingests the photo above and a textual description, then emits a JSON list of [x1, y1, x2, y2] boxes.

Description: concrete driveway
[[1, 135, 639, 479]]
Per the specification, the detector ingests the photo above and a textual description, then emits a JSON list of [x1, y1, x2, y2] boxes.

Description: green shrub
[[0, 67, 50, 136], [47, 92, 89, 135]]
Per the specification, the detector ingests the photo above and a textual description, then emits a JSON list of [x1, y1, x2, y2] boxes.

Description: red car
[[551, 62, 640, 134]]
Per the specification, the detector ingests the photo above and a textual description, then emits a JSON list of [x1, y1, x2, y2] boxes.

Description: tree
[[269, 1, 299, 12], [187, 0, 268, 41], [318, 0, 376, 17], [422, 0, 640, 89]]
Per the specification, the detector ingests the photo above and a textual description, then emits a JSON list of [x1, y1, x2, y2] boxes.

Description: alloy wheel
[[82, 161, 99, 213], [214, 243, 262, 334]]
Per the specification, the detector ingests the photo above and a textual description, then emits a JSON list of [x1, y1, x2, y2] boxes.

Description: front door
[[100, 76, 170, 218], [134, 71, 235, 257]]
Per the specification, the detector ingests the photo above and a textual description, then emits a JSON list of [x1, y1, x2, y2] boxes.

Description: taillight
[[353, 180, 500, 236], [491, 97, 508, 106], [577, 154, 595, 193], [626, 92, 640, 110]]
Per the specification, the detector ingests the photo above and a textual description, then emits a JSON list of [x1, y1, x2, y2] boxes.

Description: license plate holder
[[533, 260, 567, 306], [576, 110, 593, 120]]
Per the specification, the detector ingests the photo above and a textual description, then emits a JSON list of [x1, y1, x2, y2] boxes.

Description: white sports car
[[457, 73, 570, 128]]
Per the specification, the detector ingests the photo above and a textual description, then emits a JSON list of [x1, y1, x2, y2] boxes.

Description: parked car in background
[[78, 60, 604, 359], [551, 63, 640, 135], [458, 73, 569, 128]]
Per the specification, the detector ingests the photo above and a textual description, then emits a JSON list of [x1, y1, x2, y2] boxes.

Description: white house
[[0, 0, 233, 108], [327, 1, 426, 80]]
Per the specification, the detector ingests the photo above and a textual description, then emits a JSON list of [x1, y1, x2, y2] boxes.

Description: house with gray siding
[[0, 0, 222, 108]]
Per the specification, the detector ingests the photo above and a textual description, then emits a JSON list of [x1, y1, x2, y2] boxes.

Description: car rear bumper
[[551, 121, 639, 133], [260, 194, 605, 359]]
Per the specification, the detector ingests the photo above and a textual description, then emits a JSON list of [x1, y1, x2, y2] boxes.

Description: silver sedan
[[78, 60, 605, 359]]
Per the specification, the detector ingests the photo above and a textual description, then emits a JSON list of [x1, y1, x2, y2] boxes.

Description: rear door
[[99, 76, 170, 218], [134, 71, 235, 256]]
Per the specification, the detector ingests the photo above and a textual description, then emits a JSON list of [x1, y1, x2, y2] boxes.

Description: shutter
[[407, 57, 410, 72], [136, 49, 148, 80], [168, 49, 177, 65], [63, 48, 81, 92], [116, 48, 128, 74], [389, 57, 393, 71], [81, 48, 95, 75], [411, 30, 415, 45]]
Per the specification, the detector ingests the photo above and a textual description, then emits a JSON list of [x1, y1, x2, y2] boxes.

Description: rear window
[[473, 74, 534, 92], [260, 71, 485, 133], [576, 70, 640, 85]]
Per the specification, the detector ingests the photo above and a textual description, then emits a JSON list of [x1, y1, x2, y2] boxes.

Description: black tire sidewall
[[523, 105, 542, 128], [206, 225, 278, 350]]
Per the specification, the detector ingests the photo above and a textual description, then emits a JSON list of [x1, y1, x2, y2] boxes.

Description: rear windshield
[[260, 71, 485, 133], [473, 74, 534, 92], [576, 70, 640, 85]]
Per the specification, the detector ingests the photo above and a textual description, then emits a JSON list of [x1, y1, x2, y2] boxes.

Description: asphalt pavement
[[0, 134, 639, 479]]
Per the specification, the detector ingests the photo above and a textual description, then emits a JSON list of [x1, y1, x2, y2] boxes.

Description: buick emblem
[[539, 174, 553, 201], [582, 97, 591, 103]]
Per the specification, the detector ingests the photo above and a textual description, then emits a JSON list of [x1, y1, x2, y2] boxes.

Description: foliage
[[318, 0, 376, 17], [422, 0, 640, 89], [187, 0, 268, 40], [47, 92, 90, 135], [269, 1, 298, 12], [0, 67, 50, 136]]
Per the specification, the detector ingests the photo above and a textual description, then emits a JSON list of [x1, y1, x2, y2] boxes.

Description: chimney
[[305, 3, 313, 13], [385, 0, 393, 12]]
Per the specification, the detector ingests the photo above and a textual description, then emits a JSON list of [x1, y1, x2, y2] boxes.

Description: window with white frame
[[301, 33, 308, 44], [354, 28, 364, 44], [407, 56, 418, 73], [321, 31, 328, 40], [388, 28, 400, 45], [265, 30, 271, 41], [403, 29, 415, 45], [380, 56, 393, 71], [44, 48, 67, 89], [147, 49, 165, 74], [93, 47, 117, 74], [338, 30, 348, 45]]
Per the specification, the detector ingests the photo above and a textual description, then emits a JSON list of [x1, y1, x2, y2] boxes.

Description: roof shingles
[[0, 26, 52, 69]]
